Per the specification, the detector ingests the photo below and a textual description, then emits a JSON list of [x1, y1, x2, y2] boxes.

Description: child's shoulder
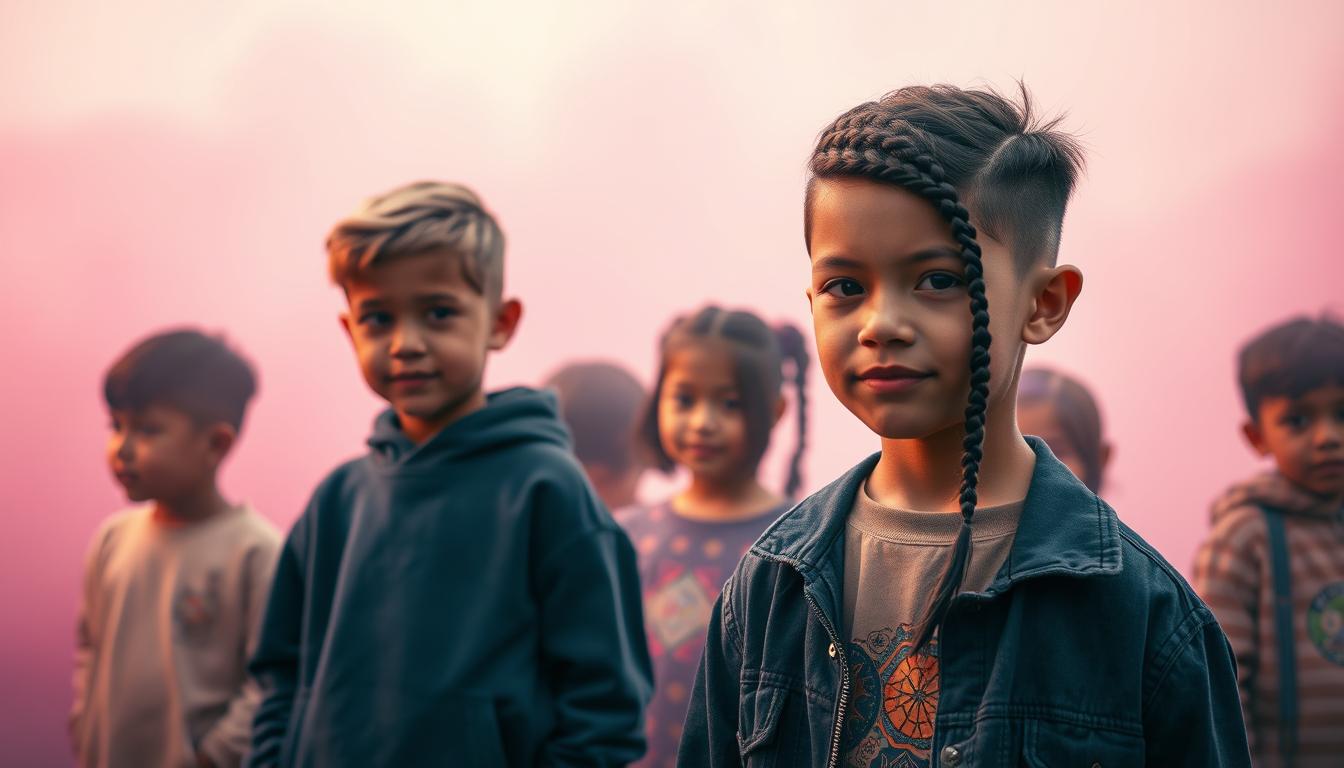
[[215, 505, 283, 552], [87, 505, 152, 549]]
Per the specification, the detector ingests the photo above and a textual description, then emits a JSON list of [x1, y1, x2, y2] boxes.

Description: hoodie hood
[[366, 386, 571, 467], [1211, 470, 1344, 523]]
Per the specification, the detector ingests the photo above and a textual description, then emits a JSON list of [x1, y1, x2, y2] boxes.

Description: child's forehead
[[1261, 382, 1344, 410], [344, 250, 480, 299], [664, 339, 740, 381], [108, 402, 195, 423]]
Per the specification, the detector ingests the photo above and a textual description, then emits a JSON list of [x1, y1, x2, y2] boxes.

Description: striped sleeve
[[1192, 506, 1264, 755]]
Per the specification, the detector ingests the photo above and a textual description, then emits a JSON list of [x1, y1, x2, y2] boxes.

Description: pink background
[[3, 1, 1342, 761]]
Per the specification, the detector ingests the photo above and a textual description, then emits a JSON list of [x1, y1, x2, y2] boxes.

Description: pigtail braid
[[773, 323, 810, 499], [811, 115, 993, 653]]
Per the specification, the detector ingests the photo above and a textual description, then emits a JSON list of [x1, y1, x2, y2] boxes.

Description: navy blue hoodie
[[247, 388, 653, 767]]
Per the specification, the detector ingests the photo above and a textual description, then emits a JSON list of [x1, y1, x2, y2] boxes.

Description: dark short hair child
[[1238, 314, 1344, 420], [545, 361, 649, 510], [104, 328, 257, 430], [1194, 313, 1344, 766]]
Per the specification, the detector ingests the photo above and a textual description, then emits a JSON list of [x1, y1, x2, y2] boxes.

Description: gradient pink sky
[[3, 1, 1343, 761]]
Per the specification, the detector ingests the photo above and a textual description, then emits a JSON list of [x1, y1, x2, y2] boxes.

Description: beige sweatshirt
[[1193, 472, 1344, 768], [71, 506, 280, 768]]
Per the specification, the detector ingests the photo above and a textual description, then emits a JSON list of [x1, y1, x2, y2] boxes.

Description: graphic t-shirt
[[841, 485, 1021, 768], [617, 500, 788, 768]]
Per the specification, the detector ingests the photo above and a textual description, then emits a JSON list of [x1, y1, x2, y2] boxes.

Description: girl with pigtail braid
[[679, 85, 1249, 768], [617, 305, 809, 767]]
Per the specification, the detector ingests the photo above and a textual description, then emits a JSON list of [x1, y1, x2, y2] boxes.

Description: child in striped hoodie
[[1194, 314, 1344, 767]]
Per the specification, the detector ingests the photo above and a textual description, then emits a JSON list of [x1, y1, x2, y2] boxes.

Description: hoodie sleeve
[[532, 482, 654, 767], [1192, 506, 1264, 754], [245, 517, 309, 768]]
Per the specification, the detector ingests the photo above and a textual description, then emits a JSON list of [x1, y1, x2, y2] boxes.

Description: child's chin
[[860, 411, 948, 441]]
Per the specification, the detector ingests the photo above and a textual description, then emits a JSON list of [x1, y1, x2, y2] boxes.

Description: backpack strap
[[1263, 506, 1298, 767]]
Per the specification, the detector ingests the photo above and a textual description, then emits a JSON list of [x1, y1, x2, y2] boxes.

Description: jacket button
[[940, 745, 961, 767], [827, 642, 837, 658]]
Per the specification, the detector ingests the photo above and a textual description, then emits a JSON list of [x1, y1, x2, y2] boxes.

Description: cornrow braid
[[774, 323, 811, 498], [810, 110, 993, 653]]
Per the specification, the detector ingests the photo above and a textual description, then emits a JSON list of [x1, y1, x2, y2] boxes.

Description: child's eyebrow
[[812, 247, 962, 274], [415, 293, 462, 305]]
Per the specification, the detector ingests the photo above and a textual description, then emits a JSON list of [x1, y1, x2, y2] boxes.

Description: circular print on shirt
[[841, 642, 881, 751], [1307, 582, 1344, 666]]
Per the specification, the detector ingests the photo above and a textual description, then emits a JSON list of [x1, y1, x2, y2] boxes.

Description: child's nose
[[690, 402, 718, 430], [390, 324, 428, 357], [1316, 418, 1343, 448], [858, 293, 915, 348]]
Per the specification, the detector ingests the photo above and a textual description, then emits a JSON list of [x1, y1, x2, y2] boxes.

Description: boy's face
[[106, 405, 228, 503], [1245, 383, 1344, 498], [806, 178, 1040, 440], [341, 251, 520, 443]]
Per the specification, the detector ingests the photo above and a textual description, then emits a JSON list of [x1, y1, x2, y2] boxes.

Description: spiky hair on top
[[327, 181, 506, 302]]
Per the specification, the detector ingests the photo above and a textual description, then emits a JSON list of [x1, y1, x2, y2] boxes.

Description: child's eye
[[1280, 413, 1308, 430], [723, 398, 742, 411], [426, 306, 457, 322], [359, 311, 393, 328], [820, 278, 865, 298], [673, 393, 695, 409], [915, 272, 965, 291]]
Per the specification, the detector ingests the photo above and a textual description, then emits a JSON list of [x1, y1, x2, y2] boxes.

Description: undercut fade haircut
[[327, 181, 506, 302], [805, 83, 1084, 270], [1238, 314, 1344, 420], [805, 82, 1083, 650], [104, 328, 258, 431]]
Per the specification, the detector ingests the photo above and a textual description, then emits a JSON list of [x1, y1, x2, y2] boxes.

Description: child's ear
[[1022, 265, 1084, 345], [1100, 442, 1114, 474], [488, 298, 524, 351], [773, 395, 788, 426], [339, 313, 355, 343], [804, 287, 814, 315], [1242, 420, 1271, 457], [206, 423, 238, 464]]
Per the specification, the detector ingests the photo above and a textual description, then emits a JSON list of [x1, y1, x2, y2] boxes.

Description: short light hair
[[326, 181, 505, 301]]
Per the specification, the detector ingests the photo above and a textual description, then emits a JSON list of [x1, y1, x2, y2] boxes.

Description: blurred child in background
[[1017, 366, 1111, 493], [1194, 315, 1344, 767], [73, 329, 280, 768], [619, 305, 808, 766], [545, 360, 649, 512]]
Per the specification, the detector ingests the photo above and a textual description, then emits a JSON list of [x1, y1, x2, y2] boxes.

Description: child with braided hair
[[617, 305, 809, 767], [680, 85, 1248, 767]]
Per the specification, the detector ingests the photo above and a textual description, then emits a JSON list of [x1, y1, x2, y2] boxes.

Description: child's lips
[[684, 444, 724, 460], [388, 372, 437, 390], [855, 365, 933, 394]]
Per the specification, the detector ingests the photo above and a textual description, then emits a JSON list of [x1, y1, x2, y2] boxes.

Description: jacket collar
[[751, 437, 1124, 617]]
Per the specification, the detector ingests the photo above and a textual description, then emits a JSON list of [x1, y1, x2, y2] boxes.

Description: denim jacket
[[679, 438, 1250, 767]]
